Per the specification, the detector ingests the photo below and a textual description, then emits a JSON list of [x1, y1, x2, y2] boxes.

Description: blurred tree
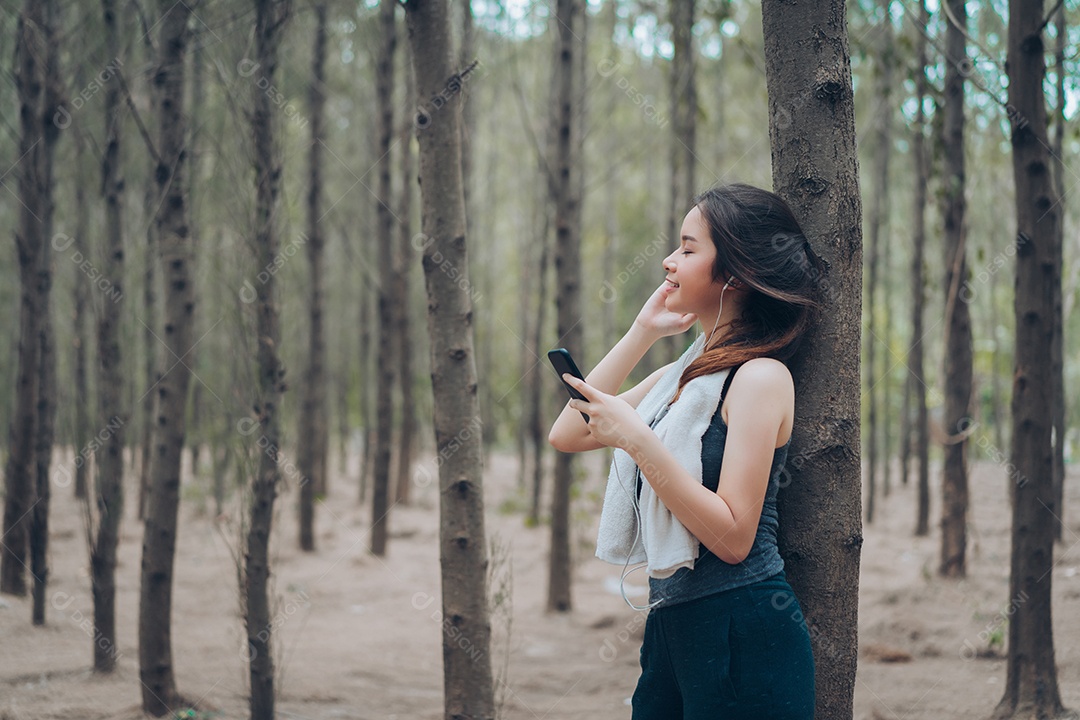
[[939, 0, 972, 579], [88, 0, 127, 668], [548, 0, 586, 614], [371, 0, 397, 557], [138, 0, 195, 713], [995, 0, 1074, 717], [298, 0, 329, 552], [243, 0, 291, 717]]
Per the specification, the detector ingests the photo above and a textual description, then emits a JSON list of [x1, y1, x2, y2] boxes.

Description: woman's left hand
[[563, 374, 647, 451]]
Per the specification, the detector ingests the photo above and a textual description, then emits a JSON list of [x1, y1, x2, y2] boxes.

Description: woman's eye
[[681, 251, 692, 256]]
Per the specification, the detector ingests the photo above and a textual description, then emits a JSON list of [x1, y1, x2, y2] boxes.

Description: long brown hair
[[670, 183, 824, 404]]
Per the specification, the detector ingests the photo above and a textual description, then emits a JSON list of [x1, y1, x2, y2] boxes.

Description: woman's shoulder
[[731, 357, 793, 391]]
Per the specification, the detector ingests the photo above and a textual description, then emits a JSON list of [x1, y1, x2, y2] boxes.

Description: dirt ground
[[2, 444, 1078, 719]]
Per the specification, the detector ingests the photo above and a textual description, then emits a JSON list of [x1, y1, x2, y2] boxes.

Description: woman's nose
[[662, 251, 677, 271]]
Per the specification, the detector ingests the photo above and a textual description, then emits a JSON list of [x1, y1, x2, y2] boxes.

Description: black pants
[[631, 571, 815, 720]]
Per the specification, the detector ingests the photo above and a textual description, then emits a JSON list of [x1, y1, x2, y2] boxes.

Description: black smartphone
[[547, 348, 590, 423]]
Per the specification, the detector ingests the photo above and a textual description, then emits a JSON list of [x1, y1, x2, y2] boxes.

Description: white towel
[[594, 331, 730, 579]]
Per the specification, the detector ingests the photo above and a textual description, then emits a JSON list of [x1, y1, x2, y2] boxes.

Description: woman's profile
[[548, 183, 820, 719]]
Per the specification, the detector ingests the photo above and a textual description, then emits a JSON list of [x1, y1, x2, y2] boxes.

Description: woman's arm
[[564, 358, 793, 563], [547, 322, 661, 453], [548, 281, 699, 453]]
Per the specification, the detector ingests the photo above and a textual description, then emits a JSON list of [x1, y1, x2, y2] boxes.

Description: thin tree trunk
[[402, 0, 495, 715], [32, 302, 57, 626], [72, 124, 92, 502], [299, 1, 329, 552], [911, 0, 931, 538], [138, 12, 161, 523], [762, 1, 863, 717], [394, 45, 417, 507], [993, 1, 1074, 717], [548, 0, 585, 614], [877, 0, 894, 500], [1050, 3, 1066, 543], [184, 27, 204, 487], [359, 265, 373, 505], [664, 0, 695, 365], [90, 0, 127, 669], [528, 196, 552, 526], [138, 0, 194, 712], [939, 0, 972, 579], [29, 0, 60, 626], [2, 0, 48, 599], [863, 2, 891, 523], [371, 0, 397, 557], [244, 3, 291, 718]]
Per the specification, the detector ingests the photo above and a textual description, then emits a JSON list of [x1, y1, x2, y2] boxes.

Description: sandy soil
[[1, 445, 1078, 719]]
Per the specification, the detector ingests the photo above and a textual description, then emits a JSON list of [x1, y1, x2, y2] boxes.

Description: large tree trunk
[[2, 0, 45, 599], [244, 2, 291, 718], [299, 0, 329, 552], [1049, 3, 1066, 543], [910, 0, 932, 538], [90, 0, 127, 670], [402, 1, 494, 716], [939, 0, 972, 579], [371, 0, 397, 557], [394, 44, 417, 507], [761, 2, 863, 718], [138, 0, 194, 712], [993, 2, 1074, 717], [547, 0, 584, 614]]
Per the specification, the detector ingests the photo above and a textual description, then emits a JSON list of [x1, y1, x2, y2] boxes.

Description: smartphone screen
[[547, 348, 590, 423]]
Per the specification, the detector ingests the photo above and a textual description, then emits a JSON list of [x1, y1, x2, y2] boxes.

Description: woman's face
[[661, 205, 725, 316]]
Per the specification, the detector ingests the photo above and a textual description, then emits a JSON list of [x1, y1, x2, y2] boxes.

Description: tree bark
[[32, 298, 57, 626], [528, 193, 552, 527], [547, 0, 584, 615], [664, 0, 696, 365], [90, 0, 128, 669], [762, 1, 863, 717], [299, 0, 329, 552], [394, 42, 417, 507], [402, 0, 495, 715], [910, 0, 931, 538], [1049, 2, 1066, 543], [72, 121, 92, 503], [864, 0, 894, 524], [244, 2, 290, 718], [138, 0, 194, 712], [939, 0, 972, 579], [877, 0, 894, 501], [1, 0, 48, 599], [359, 261, 373, 505], [138, 10, 161, 522], [993, 1, 1074, 717], [27, 0, 60, 627], [371, 0, 397, 557]]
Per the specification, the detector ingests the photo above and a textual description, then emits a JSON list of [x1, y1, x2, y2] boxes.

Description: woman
[[548, 183, 820, 719]]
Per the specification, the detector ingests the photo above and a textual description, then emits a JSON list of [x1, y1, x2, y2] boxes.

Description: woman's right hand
[[632, 281, 699, 340]]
